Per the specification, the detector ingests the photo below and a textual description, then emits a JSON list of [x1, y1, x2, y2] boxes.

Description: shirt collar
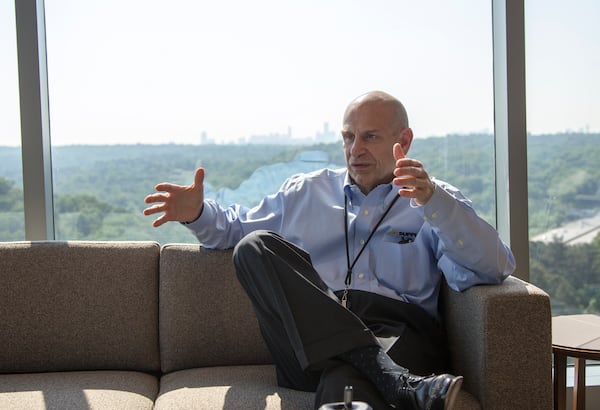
[[343, 170, 397, 208]]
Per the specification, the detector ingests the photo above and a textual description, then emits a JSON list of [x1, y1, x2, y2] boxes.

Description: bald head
[[345, 91, 409, 133]]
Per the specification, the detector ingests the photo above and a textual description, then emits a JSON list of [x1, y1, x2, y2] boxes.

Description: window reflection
[[42, 1, 495, 243]]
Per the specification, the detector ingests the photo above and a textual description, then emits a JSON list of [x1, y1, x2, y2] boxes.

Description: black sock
[[338, 345, 410, 404]]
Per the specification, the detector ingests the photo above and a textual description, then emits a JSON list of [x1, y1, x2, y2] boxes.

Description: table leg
[[554, 353, 566, 410], [573, 357, 586, 410]]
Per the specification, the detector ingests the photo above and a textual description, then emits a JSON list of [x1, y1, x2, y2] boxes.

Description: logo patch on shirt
[[385, 229, 417, 244]]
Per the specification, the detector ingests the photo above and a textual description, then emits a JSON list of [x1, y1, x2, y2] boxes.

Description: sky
[[1, 0, 599, 146]]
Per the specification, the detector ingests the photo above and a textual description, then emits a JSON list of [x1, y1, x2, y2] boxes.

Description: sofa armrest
[[442, 276, 552, 410]]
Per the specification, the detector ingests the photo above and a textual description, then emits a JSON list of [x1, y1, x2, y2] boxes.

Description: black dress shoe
[[393, 373, 463, 410]]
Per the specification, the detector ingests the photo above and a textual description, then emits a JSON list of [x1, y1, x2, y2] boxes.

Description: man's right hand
[[143, 168, 206, 227]]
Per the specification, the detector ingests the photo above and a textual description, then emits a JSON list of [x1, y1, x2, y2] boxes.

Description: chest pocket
[[383, 229, 418, 244]]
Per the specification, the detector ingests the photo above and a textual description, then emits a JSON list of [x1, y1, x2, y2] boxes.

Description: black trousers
[[233, 230, 450, 409]]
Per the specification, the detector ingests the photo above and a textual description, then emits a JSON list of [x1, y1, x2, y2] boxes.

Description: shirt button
[[457, 239, 464, 247], [431, 212, 438, 219], [363, 210, 369, 216], [359, 239, 365, 245], [358, 273, 365, 279]]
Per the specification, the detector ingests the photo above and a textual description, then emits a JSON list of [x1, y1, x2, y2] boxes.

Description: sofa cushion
[[154, 365, 313, 410], [154, 364, 480, 410], [159, 244, 272, 373], [0, 241, 161, 374], [0, 370, 157, 410]]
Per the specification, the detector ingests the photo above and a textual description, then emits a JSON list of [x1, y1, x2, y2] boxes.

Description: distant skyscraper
[[316, 121, 336, 142]]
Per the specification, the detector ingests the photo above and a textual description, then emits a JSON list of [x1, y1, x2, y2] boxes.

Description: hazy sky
[[1, 0, 599, 146]]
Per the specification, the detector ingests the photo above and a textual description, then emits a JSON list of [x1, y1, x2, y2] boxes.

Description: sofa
[[0, 241, 553, 409]]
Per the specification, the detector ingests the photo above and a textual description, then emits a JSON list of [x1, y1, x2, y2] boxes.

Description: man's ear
[[399, 128, 414, 155]]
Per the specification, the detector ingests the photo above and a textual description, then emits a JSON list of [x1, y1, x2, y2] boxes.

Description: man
[[144, 91, 515, 409]]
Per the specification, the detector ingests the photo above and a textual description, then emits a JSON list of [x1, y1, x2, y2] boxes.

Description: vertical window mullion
[[15, 0, 54, 240], [492, 0, 529, 280]]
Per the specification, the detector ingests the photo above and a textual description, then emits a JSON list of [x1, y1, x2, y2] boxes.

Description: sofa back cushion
[[159, 244, 272, 373], [0, 241, 161, 374]]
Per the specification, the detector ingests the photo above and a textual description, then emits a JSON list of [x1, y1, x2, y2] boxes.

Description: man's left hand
[[392, 143, 436, 205]]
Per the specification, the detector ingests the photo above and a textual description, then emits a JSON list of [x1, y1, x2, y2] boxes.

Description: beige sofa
[[0, 241, 552, 409]]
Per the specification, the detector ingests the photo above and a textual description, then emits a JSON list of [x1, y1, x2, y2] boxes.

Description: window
[[0, 0, 25, 241], [526, 0, 600, 315], [40, 0, 496, 243]]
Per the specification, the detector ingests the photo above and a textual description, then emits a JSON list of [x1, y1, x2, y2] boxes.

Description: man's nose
[[350, 138, 365, 156]]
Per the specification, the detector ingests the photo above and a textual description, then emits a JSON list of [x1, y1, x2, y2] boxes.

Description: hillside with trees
[[1, 132, 599, 314]]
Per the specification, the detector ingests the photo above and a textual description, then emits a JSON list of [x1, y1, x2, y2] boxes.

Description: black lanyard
[[342, 193, 400, 308]]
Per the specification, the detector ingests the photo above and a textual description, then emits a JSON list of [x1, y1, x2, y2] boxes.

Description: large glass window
[[526, 0, 600, 315], [43, 0, 496, 243], [0, 0, 25, 240]]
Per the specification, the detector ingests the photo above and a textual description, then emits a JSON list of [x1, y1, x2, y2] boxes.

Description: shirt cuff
[[180, 201, 213, 229]]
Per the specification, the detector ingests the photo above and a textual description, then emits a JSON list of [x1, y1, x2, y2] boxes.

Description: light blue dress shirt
[[185, 167, 515, 318]]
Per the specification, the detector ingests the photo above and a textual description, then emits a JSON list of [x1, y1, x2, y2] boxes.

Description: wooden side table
[[552, 314, 600, 410]]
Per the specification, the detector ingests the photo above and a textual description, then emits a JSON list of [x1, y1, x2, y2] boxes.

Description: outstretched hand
[[143, 168, 206, 227], [392, 143, 436, 205]]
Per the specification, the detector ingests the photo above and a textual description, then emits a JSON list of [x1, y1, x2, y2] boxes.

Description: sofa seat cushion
[[0, 370, 157, 410], [155, 365, 313, 410], [155, 364, 479, 410]]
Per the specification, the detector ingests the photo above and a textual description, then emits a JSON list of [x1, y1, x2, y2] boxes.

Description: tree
[[0, 177, 23, 212]]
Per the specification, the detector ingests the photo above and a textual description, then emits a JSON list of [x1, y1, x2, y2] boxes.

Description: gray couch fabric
[[0, 241, 552, 409]]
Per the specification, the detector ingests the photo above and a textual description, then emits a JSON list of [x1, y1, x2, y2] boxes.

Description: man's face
[[342, 99, 412, 194]]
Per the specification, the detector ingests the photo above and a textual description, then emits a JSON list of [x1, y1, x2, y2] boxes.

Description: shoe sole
[[444, 376, 463, 410]]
